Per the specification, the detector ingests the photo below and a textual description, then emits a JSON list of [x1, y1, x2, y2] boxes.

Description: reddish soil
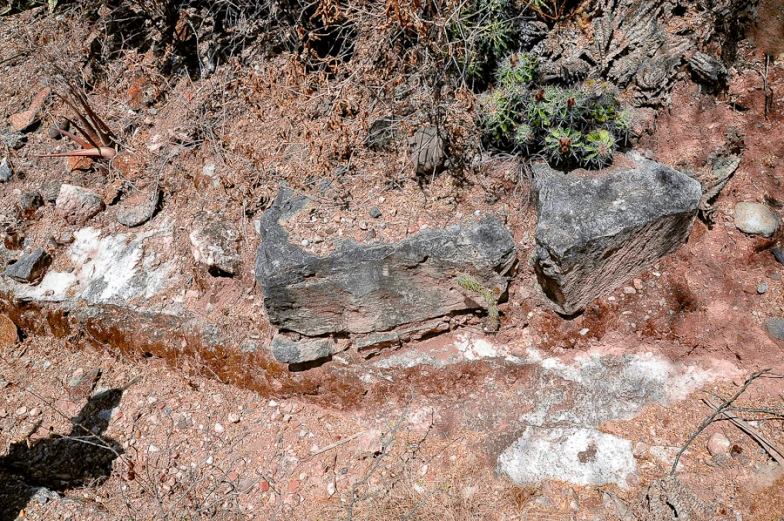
[[0, 4, 782, 521]]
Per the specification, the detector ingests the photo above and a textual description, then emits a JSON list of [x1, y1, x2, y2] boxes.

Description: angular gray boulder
[[533, 152, 701, 315], [256, 188, 517, 342], [5, 248, 51, 283]]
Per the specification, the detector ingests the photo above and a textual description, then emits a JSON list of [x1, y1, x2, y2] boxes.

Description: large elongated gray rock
[[256, 189, 516, 337], [533, 152, 701, 315]]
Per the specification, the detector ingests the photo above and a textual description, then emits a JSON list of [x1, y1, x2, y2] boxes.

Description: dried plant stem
[[670, 368, 770, 475]]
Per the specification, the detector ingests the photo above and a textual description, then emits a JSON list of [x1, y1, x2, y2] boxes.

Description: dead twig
[[39, 85, 117, 159], [703, 398, 784, 467], [670, 368, 770, 475], [309, 430, 366, 458], [346, 393, 414, 521]]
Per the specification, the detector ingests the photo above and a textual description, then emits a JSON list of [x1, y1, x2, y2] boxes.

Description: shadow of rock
[[0, 389, 124, 521]]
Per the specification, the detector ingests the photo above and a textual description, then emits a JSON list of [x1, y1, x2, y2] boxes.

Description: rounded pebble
[[734, 202, 779, 237], [707, 432, 731, 455]]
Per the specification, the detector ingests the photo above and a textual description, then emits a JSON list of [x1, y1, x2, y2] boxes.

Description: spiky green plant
[[583, 129, 616, 168], [513, 123, 536, 151], [524, 87, 557, 129], [457, 274, 500, 332], [478, 58, 631, 169], [544, 127, 583, 165], [478, 88, 516, 142], [497, 53, 538, 89], [447, 0, 516, 79], [614, 109, 633, 145]]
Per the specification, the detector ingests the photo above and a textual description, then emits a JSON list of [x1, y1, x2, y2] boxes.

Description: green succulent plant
[[478, 88, 516, 142], [614, 109, 633, 144], [457, 273, 500, 332], [478, 55, 632, 169], [583, 129, 616, 168], [513, 123, 536, 151], [544, 127, 584, 165], [447, 0, 516, 79], [497, 53, 538, 89]]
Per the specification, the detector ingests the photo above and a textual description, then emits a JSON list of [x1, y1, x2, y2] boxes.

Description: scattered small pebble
[[228, 412, 240, 423], [757, 283, 768, 295], [707, 432, 731, 456], [369, 207, 382, 219], [623, 286, 637, 295], [0, 158, 13, 182], [214, 423, 225, 434], [327, 482, 336, 496], [579, 328, 589, 336]]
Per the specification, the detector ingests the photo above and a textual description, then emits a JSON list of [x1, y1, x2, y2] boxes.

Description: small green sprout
[[457, 274, 500, 332]]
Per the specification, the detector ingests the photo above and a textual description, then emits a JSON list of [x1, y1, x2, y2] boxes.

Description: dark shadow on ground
[[0, 389, 124, 521]]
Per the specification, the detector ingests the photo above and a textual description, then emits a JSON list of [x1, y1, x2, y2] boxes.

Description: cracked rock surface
[[257, 188, 517, 339]]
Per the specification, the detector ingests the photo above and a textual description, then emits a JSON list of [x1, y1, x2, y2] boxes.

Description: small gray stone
[[116, 189, 160, 227], [764, 318, 784, 342], [270, 333, 337, 364], [369, 207, 382, 219], [56, 184, 105, 225], [40, 179, 62, 203], [1, 131, 26, 150], [4, 248, 51, 283], [18, 190, 43, 219], [190, 212, 242, 276], [734, 202, 779, 237], [365, 117, 401, 150], [30, 487, 59, 505], [240, 340, 258, 353], [0, 158, 12, 182], [408, 126, 446, 176], [757, 283, 769, 295], [48, 119, 70, 140]]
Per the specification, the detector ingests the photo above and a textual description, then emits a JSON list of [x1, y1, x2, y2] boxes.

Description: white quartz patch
[[455, 333, 506, 360], [498, 427, 636, 489], [11, 223, 177, 305]]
